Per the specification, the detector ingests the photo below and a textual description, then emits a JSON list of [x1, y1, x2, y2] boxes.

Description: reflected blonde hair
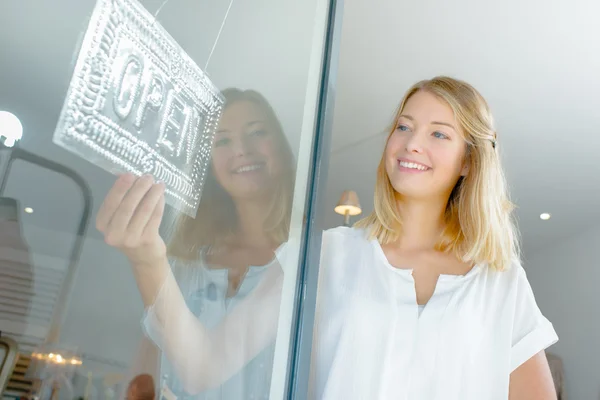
[[168, 89, 296, 261], [355, 76, 519, 271]]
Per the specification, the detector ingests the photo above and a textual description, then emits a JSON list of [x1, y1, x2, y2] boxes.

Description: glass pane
[[0, 0, 333, 399]]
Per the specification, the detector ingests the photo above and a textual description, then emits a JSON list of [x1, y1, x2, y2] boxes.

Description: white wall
[[525, 224, 600, 400]]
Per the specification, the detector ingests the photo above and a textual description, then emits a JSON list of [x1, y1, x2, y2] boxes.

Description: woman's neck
[[232, 199, 277, 249], [394, 197, 448, 251]]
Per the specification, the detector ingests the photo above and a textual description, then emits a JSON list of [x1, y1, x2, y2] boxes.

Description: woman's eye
[[396, 124, 410, 132], [214, 137, 231, 147], [433, 131, 449, 140], [249, 129, 268, 137]]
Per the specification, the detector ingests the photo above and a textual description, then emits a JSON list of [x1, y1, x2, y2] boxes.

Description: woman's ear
[[461, 162, 469, 177], [460, 149, 470, 177]]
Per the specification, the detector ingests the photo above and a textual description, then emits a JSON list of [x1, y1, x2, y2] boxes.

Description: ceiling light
[[0, 111, 23, 148], [540, 213, 551, 220], [24, 207, 33, 214]]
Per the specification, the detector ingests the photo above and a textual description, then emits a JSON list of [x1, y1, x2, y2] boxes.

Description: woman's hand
[[96, 174, 167, 267]]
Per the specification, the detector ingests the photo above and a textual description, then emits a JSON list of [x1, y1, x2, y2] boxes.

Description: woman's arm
[[509, 351, 556, 400], [140, 258, 283, 394], [97, 175, 283, 394]]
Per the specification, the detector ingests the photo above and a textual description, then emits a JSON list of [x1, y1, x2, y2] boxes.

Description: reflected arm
[[132, 257, 283, 394]]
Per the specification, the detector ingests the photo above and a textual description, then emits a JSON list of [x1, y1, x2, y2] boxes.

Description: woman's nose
[[405, 131, 425, 154], [232, 135, 256, 156]]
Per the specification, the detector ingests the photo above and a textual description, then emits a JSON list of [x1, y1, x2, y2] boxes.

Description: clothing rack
[[0, 144, 93, 343]]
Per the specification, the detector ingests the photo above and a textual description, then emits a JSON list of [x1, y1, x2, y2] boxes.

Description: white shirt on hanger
[[310, 226, 558, 400]]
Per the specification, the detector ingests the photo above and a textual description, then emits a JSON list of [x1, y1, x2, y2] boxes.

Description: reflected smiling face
[[211, 100, 284, 200], [385, 90, 469, 201]]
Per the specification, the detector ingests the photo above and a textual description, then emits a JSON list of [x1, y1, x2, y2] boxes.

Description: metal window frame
[[284, 0, 345, 398]]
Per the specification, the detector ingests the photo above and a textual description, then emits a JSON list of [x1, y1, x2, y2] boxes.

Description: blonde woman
[[100, 88, 295, 400], [311, 77, 557, 399], [98, 77, 557, 399]]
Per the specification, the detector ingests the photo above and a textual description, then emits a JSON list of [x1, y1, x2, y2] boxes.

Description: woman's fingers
[[104, 175, 154, 246], [96, 174, 135, 233], [143, 188, 166, 239], [127, 182, 166, 242]]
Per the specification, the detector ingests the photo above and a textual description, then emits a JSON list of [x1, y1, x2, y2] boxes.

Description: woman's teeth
[[235, 164, 263, 173], [399, 161, 428, 171]]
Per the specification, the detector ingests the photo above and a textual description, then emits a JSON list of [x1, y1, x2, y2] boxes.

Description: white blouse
[[310, 227, 558, 400], [143, 254, 277, 400]]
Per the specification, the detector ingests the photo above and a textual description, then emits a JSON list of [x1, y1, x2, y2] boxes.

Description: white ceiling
[[325, 0, 600, 257]]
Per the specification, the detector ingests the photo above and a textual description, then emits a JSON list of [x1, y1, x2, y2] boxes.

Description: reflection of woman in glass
[[97, 88, 295, 399]]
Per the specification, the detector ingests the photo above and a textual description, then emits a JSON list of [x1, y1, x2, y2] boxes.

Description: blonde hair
[[356, 76, 519, 271], [168, 88, 296, 261]]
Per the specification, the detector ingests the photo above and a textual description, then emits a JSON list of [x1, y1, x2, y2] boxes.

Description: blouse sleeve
[[510, 265, 558, 372]]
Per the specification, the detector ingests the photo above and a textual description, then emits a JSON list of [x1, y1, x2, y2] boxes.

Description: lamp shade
[[334, 190, 362, 216]]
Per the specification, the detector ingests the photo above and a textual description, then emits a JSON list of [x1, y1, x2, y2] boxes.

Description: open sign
[[53, 0, 224, 217]]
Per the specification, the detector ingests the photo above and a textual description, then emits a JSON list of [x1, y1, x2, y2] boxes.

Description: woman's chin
[[391, 184, 444, 202], [230, 185, 274, 202]]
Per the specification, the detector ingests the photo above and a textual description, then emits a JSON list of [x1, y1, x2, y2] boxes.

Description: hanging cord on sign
[[149, 0, 172, 28], [204, 0, 235, 72], [150, 0, 236, 73], [153, 0, 171, 18]]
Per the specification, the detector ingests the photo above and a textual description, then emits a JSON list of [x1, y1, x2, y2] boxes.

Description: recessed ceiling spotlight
[[540, 213, 551, 220], [24, 207, 33, 214]]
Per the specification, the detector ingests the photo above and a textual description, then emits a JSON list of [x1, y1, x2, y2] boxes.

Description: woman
[[311, 77, 558, 399], [99, 77, 557, 399], [99, 88, 295, 399]]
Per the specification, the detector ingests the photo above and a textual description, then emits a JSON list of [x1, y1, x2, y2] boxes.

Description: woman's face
[[384, 90, 469, 201], [211, 100, 284, 200]]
